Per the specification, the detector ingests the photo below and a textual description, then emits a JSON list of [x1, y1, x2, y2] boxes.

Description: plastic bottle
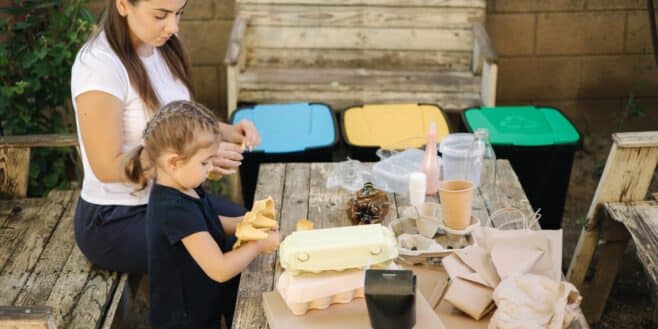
[[474, 128, 497, 200], [423, 122, 440, 194]]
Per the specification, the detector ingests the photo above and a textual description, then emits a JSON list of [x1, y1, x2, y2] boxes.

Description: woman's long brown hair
[[92, 0, 195, 113]]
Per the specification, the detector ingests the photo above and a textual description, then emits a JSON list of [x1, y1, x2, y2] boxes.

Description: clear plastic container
[[439, 133, 484, 187], [372, 149, 441, 194]]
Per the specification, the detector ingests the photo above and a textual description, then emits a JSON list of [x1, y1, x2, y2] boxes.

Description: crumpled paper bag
[[489, 273, 582, 329], [473, 227, 563, 282], [233, 196, 278, 249]]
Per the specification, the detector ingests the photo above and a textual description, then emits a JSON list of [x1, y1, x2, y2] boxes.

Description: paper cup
[[438, 180, 474, 230]]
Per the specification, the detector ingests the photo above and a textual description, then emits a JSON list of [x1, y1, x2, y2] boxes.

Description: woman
[[71, 0, 258, 275]]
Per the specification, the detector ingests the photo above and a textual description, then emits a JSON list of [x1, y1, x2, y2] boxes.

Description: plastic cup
[[438, 180, 474, 230], [415, 202, 441, 238]]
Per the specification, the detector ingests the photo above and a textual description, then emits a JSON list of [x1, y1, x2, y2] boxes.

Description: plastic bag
[[326, 158, 373, 192]]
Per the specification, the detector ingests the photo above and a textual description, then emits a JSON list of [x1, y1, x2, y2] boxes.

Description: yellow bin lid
[[342, 104, 450, 149]]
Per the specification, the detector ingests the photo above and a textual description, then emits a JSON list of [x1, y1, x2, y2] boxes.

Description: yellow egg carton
[[279, 224, 398, 274]]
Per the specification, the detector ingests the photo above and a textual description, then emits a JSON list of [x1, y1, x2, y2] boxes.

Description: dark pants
[[74, 194, 246, 326]]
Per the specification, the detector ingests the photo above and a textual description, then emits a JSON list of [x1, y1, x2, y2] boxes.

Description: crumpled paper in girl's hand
[[488, 273, 582, 329]]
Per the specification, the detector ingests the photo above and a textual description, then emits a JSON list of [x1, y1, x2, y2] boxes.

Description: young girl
[[124, 100, 279, 328]]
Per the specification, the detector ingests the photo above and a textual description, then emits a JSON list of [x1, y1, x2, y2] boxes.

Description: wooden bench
[[567, 131, 658, 323], [0, 134, 129, 329], [224, 0, 498, 117], [604, 200, 658, 324]]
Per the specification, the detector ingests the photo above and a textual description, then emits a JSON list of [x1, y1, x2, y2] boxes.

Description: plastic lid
[[439, 133, 484, 158], [463, 106, 580, 146], [231, 103, 336, 153], [343, 104, 449, 149]]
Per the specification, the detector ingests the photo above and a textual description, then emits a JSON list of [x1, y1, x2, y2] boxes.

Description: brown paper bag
[[443, 277, 495, 321], [454, 245, 500, 287]]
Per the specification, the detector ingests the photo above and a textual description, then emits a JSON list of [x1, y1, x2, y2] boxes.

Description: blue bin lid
[[231, 103, 336, 154], [463, 106, 580, 146]]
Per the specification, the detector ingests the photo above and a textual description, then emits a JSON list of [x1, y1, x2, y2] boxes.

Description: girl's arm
[[76, 91, 135, 183], [219, 216, 279, 236], [182, 230, 279, 283], [219, 216, 241, 235]]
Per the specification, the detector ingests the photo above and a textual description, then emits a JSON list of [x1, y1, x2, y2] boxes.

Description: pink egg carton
[[276, 268, 366, 315], [276, 264, 399, 315]]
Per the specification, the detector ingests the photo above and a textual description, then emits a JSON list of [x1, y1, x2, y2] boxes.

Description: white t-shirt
[[71, 31, 190, 206]]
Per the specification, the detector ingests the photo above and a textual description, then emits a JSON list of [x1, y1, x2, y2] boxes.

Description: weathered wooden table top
[[232, 160, 589, 329], [0, 190, 124, 328]]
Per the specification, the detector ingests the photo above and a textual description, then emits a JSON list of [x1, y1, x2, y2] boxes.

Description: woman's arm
[[75, 91, 132, 183], [182, 230, 280, 283]]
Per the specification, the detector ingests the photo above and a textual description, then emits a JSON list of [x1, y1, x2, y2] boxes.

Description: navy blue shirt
[[146, 183, 231, 328]]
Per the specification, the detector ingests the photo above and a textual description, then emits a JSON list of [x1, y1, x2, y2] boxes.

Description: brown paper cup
[[438, 180, 474, 230]]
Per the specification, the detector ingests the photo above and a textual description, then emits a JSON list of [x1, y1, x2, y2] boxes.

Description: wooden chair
[[0, 134, 130, 329], [224, 0, 498, 117], [566, 131, 658, 324]]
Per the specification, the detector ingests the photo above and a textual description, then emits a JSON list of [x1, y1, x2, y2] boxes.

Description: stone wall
[[487, 0, 658, 135], [83, 0, 658, 133]]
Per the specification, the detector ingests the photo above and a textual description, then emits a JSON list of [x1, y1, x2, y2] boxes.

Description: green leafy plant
[[1, 0, 96, 196]]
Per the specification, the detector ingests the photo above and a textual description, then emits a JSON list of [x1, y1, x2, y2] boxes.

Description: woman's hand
[[218, 120, 261, 150], [235, 119, 261, 151], [211, 142, 244, 175]]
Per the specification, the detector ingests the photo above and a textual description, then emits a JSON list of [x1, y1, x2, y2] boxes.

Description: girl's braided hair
[[123, 100, 221, 191]]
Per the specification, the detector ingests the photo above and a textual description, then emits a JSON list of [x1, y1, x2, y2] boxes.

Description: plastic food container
[[372, 149, 441, 194], [438, 133, 484, 187]]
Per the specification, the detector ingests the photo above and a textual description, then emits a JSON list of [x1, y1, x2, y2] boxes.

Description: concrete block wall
[[82, 1, 658, 133], [487, 0, 658, 135]]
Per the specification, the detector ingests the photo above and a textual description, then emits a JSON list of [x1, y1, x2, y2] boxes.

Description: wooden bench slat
[[239, 89, 481, 112], [0, 190, 75, 305], [238, 0, 486, 8], [247, 26, 472, 51], [240, 5, 484, 28], [0, 134, 77, 149], [605, 201, 658, 285], [0, 193, 69, 277], [13, 192, 80, 307], [66, 270, 121, 328], [0, 306, 56, 329], [45, 243, 99, 326], [247, 48, 472, 71], [239, 68, 481, 93], [232, 163, 286, 329]]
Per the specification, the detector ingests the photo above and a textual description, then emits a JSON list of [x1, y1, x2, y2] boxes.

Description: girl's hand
[[257, 230, 280, 254], [211, 142, 244, 175], [235, 120, 261, 151]]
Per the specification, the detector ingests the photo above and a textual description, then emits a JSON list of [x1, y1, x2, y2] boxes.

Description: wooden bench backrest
[[238, 0, 486, 70]]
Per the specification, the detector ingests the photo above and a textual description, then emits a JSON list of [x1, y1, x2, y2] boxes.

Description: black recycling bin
[[463, 106, 582, 229], [231, 103, 338, 209]]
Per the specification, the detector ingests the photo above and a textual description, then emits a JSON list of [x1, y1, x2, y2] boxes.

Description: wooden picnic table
[[232, 160, 590, 329]]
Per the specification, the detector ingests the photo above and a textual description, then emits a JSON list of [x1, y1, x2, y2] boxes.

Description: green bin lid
[[463, 106, 580, 146]]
